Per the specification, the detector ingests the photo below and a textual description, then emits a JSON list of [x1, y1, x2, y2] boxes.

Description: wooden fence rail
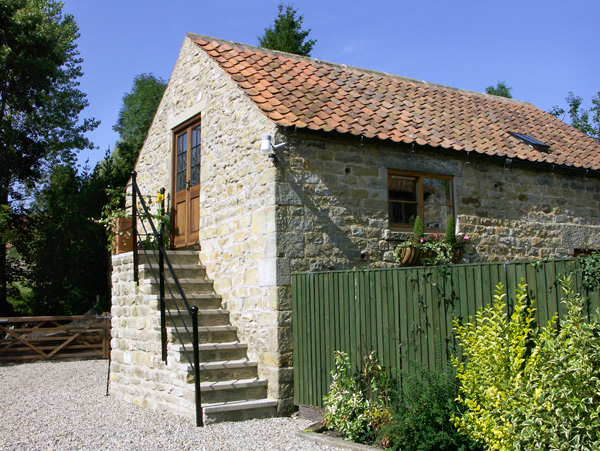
[[0, 315, 111, 361], [291, 258, 600, 408]]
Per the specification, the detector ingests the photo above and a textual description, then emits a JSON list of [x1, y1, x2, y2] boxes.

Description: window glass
[[389, 175, 418, 225], [423, 204, 451, 230], [423, 178, 451, 204], [388, 171, 453, 231], [176, 132, 187, 192], [190, 125, 201, 187]]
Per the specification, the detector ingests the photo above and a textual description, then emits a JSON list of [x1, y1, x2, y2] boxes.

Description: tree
[[485, 81, 512, 98], [0, 0, 98, 314], [258, 3, 316, 56], [94, 73, 167, 190], [550, 92, 600, 142], [112, 73, 166, 159], [16, 165, 109, 315]]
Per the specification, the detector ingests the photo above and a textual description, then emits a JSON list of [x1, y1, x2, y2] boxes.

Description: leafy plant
[[452, 281, 532, 450], [394, 220, 469, 266], [453, 277, 600, 451], [323, 351, 393, 444], [97, 187, 129, 251], [378, 367, 483, 451], [413, 216, 425, 241], [444, 216, 456, 245], [578, 251, 600, 291], [97, 188, 170, 251], [519, 276, 600, 450]]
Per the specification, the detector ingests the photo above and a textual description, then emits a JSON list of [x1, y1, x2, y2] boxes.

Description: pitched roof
[[189, 34, 600, 171]]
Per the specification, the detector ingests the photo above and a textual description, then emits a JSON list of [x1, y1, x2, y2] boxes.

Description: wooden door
[[172, 121, 201, 248]]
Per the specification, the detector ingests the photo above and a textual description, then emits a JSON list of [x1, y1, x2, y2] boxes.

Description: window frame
[[387, 169, 455, 232]]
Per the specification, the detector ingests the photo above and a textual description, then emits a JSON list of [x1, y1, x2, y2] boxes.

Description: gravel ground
[[0, 359, 342, 451]]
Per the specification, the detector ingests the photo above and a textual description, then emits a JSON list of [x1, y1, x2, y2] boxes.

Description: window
[[388, 170, 454, 231], [175, 122, 201, 192]]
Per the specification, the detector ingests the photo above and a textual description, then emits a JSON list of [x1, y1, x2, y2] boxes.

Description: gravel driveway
[[0, 359, 340, 451]]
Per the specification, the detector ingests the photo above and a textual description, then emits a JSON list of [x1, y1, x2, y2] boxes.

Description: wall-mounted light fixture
[[261, 134, 286, 161]]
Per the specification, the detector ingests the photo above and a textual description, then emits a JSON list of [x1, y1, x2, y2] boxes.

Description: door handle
[[186, 180, 191, 190]]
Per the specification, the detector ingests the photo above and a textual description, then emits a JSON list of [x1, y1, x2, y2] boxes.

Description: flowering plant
[[394, 216, 469, 266], [98, 188, 170, 250]]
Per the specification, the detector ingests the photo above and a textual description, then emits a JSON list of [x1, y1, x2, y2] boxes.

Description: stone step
[[171, 341, 249, 363], [179, 359, 259, 383], [139, 263, 207, 280], [167, 309, 230, 327], [142, 277, 215, 295], [201, 399, 278, 425], [199, 378, 268, 404], [166, 325, 238, 344], [148, 293, 223, 311], [134, 250, 276, 425], [165, 250, 200, 266]]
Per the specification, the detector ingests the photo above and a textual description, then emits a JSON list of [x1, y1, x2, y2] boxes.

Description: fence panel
[[292, 258, 600, 408], [0, 315, 111, 361]]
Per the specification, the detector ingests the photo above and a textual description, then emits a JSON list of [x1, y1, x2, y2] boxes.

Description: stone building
[[109, 33, 600, 422]]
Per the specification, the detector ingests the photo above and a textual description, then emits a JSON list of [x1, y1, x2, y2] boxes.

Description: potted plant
[[444, 215, 466, 264], [98, 188, 132, 255], [394, 217, 429, 266], [394, 216, 469, 266]]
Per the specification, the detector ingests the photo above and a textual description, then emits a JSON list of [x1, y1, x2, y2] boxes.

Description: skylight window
[[509, 132, 550, 151]]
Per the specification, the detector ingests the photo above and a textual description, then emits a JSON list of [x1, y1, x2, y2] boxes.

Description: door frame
[[170, 112, 202, 248]]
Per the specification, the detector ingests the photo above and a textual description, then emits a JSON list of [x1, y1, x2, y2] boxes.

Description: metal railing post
[[191, 306, 203, 427], [131, 171, 138, 284], [158, 232, 167, 363], [159, 187, 166, 237]]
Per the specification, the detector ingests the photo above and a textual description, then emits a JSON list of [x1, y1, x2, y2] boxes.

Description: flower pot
[[452, 248, 464, 264], [112, 217, 133, 255], [397, 246, 424, 266]]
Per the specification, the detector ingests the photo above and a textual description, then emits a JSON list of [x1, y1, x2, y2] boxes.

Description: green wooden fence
[[291, 258, 600, 408]]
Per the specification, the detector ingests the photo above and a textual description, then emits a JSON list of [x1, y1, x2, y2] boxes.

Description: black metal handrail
[[130, 171, 203, 427]]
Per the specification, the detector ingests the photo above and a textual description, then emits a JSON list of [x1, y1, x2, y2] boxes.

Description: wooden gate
[[0, 315, 111, 361]]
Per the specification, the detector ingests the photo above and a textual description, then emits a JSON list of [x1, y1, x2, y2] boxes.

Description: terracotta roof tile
[[189, 34, 600, 171]]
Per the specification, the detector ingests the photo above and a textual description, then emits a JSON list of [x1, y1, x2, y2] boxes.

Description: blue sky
[[62, 0, 600, 170]]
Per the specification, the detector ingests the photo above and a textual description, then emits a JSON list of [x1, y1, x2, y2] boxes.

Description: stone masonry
[[274, 129, 600, 278], [110, 252, 197, 420]]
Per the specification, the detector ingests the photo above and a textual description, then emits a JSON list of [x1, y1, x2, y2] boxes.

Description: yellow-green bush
[[453, 277, 600, 451]]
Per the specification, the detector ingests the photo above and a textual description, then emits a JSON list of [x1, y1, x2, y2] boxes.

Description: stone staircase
[[139, 250, 277, 424]]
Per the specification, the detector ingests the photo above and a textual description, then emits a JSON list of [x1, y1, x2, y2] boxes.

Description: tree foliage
[[97, 73, 166, 189], [15, 165, 110, 315], [550, 92, 600, 142], [485, 81, 512, 98], [258, 3, 316, 56], [112, 74, 166, 161], [0, 0, 98, 314]]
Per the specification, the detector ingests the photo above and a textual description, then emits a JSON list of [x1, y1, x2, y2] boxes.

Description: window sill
[[383, 229, 412, 242]]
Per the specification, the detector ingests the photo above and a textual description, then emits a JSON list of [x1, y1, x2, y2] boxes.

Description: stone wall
[[274, 130, 600, 278], [109, 253, 196, 421], [129, 36, 291, 412]]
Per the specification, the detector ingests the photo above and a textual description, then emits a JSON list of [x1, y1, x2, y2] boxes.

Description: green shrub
[[578, 251, 600, 291], [453, 277, 600, 451], [379, 367, 483, 451], [452, 281, 532, 450], [323, 351, 392, 444], [520, 277, 600, 450], [444, 215, 456, 245], [413, 216, 424, 240]]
